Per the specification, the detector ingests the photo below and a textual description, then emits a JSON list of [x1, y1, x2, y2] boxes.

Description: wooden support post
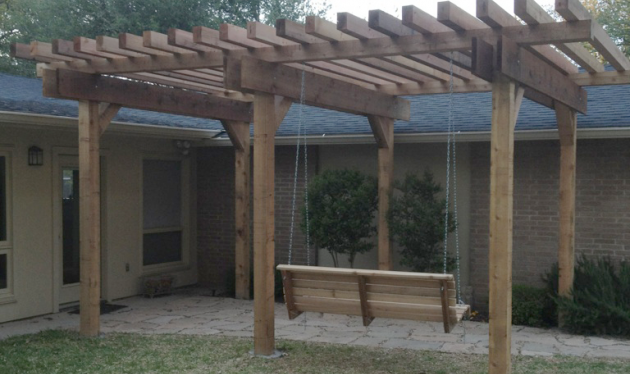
[[439, 280, 452, 333], [253, 93, 290, 356], [223, 121, 252, 300], [368, 116, 394, 270], [78, 100, 102, 337], [377, 135, 394, 270], [280, 270, 302, 319], [555, 102, 577, 326], [357, 276, 374, 326], [488, 74, 523, 374], [97, 103, 121, 134]]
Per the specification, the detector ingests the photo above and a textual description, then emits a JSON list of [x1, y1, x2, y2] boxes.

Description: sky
[[326, 0, 555, 19]]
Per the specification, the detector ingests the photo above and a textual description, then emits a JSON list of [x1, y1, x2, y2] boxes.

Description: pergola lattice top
[[11, 0, 630, 124]]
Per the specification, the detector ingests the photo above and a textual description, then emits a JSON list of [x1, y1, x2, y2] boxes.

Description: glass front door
[[56, 154, 106, 306], [58, 156, 81, 304], [62, 168, 80, 286]]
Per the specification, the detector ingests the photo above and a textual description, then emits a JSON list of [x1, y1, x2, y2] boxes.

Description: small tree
[[388, 171, 455, 273], [303, 169, 377, 268]]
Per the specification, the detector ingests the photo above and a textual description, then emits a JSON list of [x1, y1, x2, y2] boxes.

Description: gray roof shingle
[[0, 73, 224, 131], [2, 72, 629, 138]]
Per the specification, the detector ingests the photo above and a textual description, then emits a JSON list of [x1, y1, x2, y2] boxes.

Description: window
[[0, 155, 9, 292], [0, 254, 6, 290], [143, 160, 183, 266], [61, 168, 80, 284], [0, 156, 6, 242]]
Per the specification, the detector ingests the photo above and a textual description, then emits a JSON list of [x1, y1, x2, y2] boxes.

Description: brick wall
[[469, 139, 630, 309], [197, 145, 318, 293]]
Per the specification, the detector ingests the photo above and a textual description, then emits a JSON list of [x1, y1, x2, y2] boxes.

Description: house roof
[[0, 73, 223, 132], [279, 82, 630, 138], [1, 72, 630, 139]]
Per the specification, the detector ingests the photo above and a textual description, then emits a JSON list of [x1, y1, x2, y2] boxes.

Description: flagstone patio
[[1, 288, 629, 359]]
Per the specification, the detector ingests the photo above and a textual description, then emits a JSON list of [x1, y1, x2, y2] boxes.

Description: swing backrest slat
[[277, 264, 469, 333]]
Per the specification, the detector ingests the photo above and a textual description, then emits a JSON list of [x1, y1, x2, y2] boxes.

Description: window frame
[[140, 155, 190, 274], [0, 150, 13, 299]]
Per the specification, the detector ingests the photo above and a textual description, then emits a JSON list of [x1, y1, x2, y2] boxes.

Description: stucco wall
[[0, 123, 198, 323]]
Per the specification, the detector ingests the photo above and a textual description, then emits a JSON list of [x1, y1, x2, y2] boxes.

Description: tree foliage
[[388, 172, 454, 273], [574, 0, 629, 59], [303, 169, 378, 268], [0, 0, 329, 76], [585, 0, 630, 57]]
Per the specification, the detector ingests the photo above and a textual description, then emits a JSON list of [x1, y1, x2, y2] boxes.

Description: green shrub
[[304, 169, 378, 268], [556, 256, 630, 337], [388, 172, 455, 273], [541, 263, 559, 326], [512, 285, 554, 328]]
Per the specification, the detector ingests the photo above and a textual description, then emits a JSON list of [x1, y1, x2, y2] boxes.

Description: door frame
[[52, 147, 109, 310]]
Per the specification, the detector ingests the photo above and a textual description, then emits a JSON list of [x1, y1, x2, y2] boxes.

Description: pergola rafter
[[10, 1, 630, 373]]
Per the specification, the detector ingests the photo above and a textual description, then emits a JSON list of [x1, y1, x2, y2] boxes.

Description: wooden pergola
[[11, 0, 630, 372]]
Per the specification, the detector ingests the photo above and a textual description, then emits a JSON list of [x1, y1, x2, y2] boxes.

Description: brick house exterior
[[189, 74, 630, 310], [197, 145, 318, 294], [1, 73, 629, 321], [469, 138, 630, 308], [198, 138, 630, 310]]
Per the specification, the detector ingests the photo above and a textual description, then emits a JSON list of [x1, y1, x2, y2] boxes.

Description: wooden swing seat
[[277, 265, 470, 333]]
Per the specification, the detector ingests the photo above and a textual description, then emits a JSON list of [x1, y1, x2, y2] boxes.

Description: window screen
[[143, 160, 181, 230], [143, 160, 183, 266]]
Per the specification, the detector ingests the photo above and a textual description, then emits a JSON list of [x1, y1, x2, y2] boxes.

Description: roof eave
[[203, 127, 630, 147], [0, 111, 221, 141]]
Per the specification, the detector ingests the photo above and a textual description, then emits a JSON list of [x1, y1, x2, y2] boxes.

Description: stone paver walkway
[[1, 288, 629, 359]]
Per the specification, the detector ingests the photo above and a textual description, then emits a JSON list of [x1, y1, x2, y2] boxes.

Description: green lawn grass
[[0, 330, 628, 374]]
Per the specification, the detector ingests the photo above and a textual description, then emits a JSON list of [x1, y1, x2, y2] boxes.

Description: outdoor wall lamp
[[173, 140, 191, 156], [28, 146, 43, 166]]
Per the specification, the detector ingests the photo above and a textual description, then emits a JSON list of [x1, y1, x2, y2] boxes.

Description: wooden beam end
[[472, 37, 495, 82], [275, 19, 288, 34], [223, 57, 244, 92]]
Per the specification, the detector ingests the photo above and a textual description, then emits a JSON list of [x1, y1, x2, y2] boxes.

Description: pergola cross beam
[[514, 0, 605, 73], [42, 69, 253, 122], [228, 56, 411, 120], [474, 0, 579, 76], [13, 21, 596, 77], [556, 0, 630, 71]]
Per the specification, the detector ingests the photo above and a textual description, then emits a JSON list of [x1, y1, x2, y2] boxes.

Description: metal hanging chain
[[453, 114, 463, 305], [298, 67, 311, 333], [300, 66, 311, 266], [445, 53, 467, 339], [442, 54, 454, 275], [443, 53, 464, 303], [446, 54, 462, 305], [287, 68, 307, 265]]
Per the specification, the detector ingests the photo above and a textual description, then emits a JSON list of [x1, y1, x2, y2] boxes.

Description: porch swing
[[277, 56, 470, 334]]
